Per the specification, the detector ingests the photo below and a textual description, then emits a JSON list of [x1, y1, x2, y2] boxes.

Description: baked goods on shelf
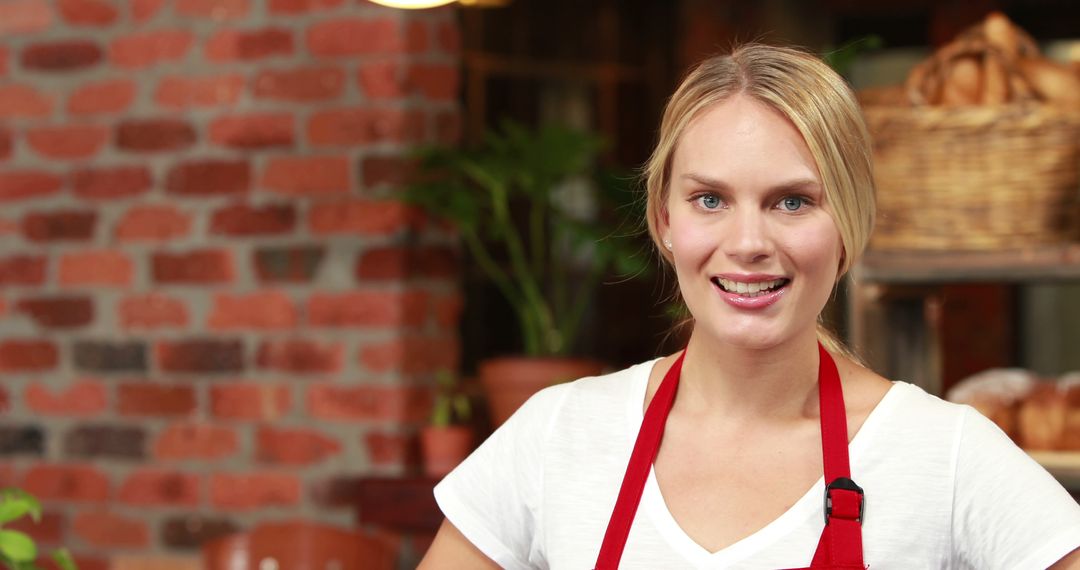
[[947, 368, 1080, 451]]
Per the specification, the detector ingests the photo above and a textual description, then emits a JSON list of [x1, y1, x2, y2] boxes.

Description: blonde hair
[[644, 43, 875, 362]]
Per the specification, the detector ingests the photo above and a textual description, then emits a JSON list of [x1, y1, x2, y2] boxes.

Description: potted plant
[[0, 487, 76, 570], [420, 371, 475, 478], [403, 121, 646, 426]]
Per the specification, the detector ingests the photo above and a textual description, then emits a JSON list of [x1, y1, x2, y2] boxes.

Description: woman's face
[[661, 94, 843, 350]]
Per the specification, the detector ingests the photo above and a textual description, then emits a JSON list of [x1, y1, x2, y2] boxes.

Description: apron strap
[[810, 342, 866, 568], [594, 343, 865, 570], [593, 350, 685, 570]]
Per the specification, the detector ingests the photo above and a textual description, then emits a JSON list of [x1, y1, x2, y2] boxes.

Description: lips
[[710, 276, 791, 309]]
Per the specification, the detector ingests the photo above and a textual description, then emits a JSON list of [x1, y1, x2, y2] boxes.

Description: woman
[[419, 44, 1080, 569]]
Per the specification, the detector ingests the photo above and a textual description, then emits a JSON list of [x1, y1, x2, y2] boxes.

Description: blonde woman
[[419, 44, 1080, 569]]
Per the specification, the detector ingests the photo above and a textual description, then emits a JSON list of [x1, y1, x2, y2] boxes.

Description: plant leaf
[[52, 547, 77, 570], [0, 489, 41, 525], [0, 530, 37, 563]]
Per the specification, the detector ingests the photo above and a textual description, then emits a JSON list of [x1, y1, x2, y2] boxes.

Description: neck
[[675, 326, 821, 421]]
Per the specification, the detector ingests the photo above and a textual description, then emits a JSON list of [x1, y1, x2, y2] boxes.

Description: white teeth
[[716, 277, 787, 296]]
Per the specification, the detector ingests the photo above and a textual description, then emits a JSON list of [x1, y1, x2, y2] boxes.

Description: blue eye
[[780, 196, 806, 212], [698, 194, 721, 209]]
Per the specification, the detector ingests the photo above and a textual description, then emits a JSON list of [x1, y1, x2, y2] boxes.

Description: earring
[[663, 238, 673, 251]]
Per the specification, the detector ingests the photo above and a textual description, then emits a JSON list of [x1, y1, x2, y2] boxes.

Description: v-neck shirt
[[434, 358, 1080, 569]]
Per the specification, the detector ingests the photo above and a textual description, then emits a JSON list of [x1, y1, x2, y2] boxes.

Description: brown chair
[[202, 520, 399, 570]]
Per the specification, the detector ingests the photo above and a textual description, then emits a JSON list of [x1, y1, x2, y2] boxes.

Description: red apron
[[594, 342, 866, 569]]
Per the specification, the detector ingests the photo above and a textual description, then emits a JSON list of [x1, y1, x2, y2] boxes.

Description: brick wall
[[0, 0, 461, 566]]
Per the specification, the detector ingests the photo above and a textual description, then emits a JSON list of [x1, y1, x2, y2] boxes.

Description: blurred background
[[1, 0, 1079, 568]]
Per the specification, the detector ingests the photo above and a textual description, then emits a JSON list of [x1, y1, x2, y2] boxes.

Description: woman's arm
[[417, 519, 502, 569], [1050, 547, 1080, 569]]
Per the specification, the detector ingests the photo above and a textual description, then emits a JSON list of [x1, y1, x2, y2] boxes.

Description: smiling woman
[[419, 43, 1080, 569]]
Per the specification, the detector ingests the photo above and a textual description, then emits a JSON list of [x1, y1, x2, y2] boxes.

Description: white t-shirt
[[434, 358, 1080, 569]]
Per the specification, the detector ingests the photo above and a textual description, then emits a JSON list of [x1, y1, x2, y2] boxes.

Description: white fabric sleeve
[[433, 383, 569, 570], [951, 406, 1080, 569]]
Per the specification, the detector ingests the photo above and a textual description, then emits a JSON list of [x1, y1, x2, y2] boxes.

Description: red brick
[[176, 0, 248, 20], [210, 383, 290, 420], [255, 338, 343, 373], [436, 18, 460, 53], [131, 0, 164, 21], [21, 210, 96, 242], [118, 384, 196, 416], [49, 554, 109, 570], [0, 128, 11, 160], [0, 256, 47, 286], [356, 245, 457, 280], [0, 465, 15, 486], [268, 0, 341, 14], [308, 384, 430, 422], [118, 469, 199, 506], [109, 30, 193, 68], [7, 511, 63, 545], [406, 62, 458, 101], [58, 250, 134, 287], [72, 165, 151, 199], [154, 74, 244, 109], [0, 171, 63, 202], [208, 291, 298, 330], [434, 108, 461, 144], [361, 155, 412, 188], [308, 107, 426, 146], [308, 199, 413, 235], [0, 84, 53, 118], [72, 511, 149, 548], [254, 66, 344, 102], [433, 292, 462, 328], [118, 293, 188, 329], [307, 290, 428, 327], [253, 245, 324, 283], [364, 430, 409, 467], [157, 339, 243, 373], [21, 464, 109, 502], [306, 18, 404, 56], [153, 422, 238, 460], [26, 125, 108, 159], [0, 387, 9, 414], [152, 250, 233, 284], [209, 203, 295, 236], [405, 20, 429, 53], [210, 473, 301, 510], [116, 118, 196, 152], [261, 156, 349, 196], [0, 47, 7, 77], [15, 296, 93, 328], [67, 79, 136, 115], [0, 0, 53, 35], [360, 334, 458, 374], [114, 204, 191, 241], [25, 380, 106, 416], [20, 40, 103, 71], [59, 0, 119, 26], [205, 28, 293, 62], [166, 160, 250, 197], [256, 426, 341, 466], [209, 113, 294, 149], [0, 340, 59, 372], [358, 61, 404, 99]]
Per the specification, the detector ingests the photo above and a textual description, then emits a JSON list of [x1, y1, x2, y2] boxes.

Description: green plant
[[0, 488, 76, 570], [430, 370, 472, 428], [403, 121, 647, 357]]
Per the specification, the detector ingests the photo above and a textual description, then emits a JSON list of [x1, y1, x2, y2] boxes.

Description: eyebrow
[[680, 173, 822, 194]]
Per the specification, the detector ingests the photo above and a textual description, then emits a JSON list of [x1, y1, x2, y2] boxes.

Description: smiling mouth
[[710, 277, 792, 297]]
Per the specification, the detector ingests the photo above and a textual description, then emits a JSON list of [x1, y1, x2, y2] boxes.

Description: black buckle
[[824, 477, 864, 525]]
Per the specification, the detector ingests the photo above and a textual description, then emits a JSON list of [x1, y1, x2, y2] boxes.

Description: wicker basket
[[862, 103, 1080, 251]]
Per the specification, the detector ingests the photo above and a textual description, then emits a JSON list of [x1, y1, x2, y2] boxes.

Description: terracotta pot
[[420, 425, 474, 478], [479, 357, 605, 427]]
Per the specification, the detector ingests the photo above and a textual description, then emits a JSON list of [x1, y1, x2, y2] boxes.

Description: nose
[[725, 208, 773, 264]]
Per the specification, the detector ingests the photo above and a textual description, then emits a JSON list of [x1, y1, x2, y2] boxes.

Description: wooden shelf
[[856, 244, 1080, 283]]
